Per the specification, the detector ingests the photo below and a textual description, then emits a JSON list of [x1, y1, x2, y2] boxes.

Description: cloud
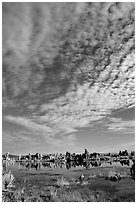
[[85, 115, 135, 136], [2, 2, 85, 99], [4, 115, 78, 136], [2, 132, 15, 143], [3, 130, 39, 145], [105, 117, 135, 134], [3, 115, 77, 149], [2, 2, 134, 104]]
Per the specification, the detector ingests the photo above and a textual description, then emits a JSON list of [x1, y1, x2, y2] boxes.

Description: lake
[[3, 159, 132, 175]]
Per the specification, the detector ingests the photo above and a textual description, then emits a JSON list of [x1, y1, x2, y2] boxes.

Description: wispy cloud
[[105, 117, 135, 134], [4, 115, 52, 133], [3, 115, 77, 149], [2, 132, 15, 143]]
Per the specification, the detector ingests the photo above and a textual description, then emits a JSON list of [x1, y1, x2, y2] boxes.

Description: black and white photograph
[[2, 2, 135, 202]]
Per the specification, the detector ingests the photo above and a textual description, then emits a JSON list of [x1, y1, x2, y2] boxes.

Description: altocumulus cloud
[[3, 3, 135, 144]]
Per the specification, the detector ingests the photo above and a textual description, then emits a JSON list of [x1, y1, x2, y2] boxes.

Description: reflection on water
[[3, 159, 132, 173]]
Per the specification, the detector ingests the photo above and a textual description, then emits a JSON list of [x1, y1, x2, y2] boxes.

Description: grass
[[2, 183, 135, 202], [2, 166, 135, 202]]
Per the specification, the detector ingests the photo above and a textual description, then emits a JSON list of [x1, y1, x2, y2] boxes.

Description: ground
[[2, 165, 135, 202]]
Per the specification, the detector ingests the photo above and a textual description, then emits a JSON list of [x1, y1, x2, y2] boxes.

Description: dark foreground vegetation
[[2, 164, 135, 202]]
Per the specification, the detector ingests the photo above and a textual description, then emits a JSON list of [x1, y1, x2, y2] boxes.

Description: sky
[[2, 2, 135, 155], [2, 107, 135, 154]]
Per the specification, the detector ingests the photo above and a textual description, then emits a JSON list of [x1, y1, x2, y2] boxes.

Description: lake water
[[3, 159, 132, 174]]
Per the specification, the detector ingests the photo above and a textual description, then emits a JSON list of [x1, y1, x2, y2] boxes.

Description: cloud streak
[[4, 115, 77, 150], [106, 117, 135, 134]]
